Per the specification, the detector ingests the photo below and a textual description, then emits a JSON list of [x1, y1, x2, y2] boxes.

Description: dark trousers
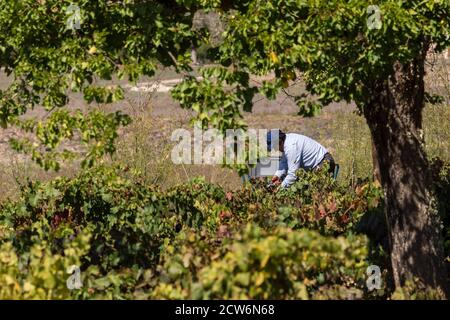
[[315, 153, 336, 174]]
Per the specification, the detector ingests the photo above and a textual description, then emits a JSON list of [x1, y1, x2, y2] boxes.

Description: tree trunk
[[363, 53, 448, 296]]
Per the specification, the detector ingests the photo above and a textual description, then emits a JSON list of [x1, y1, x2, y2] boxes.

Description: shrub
[[227, 166, 383, 236], [0, 228, 90, 299], [0, 163, 392, 300], [153, 224, 369, 299], [0, 166, 171, 271]]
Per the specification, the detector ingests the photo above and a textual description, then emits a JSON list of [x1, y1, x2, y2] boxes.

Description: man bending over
[[267, 129, 335, 189]]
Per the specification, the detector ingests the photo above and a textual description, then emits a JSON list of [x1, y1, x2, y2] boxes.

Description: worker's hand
[[271, 176, 281, 186]]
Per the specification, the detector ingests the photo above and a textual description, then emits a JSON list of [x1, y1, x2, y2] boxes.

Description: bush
[[0, 163, 400, 300], [153, 225, 369, 299], [228, 166, 383, 236], [0, 229, 90, 299], [0, 166, 171, 271]]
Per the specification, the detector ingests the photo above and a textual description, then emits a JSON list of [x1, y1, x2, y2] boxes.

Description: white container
[[248, 156, 281, 178]]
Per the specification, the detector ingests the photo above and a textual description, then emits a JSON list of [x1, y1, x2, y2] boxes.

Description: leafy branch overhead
[[0, 0, 195, 169], [174, 0, 450, 124]]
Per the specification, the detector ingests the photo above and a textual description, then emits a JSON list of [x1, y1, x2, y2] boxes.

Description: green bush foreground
[[0, 161, 448, 300]]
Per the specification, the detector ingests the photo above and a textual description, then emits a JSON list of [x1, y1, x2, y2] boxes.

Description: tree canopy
[[174, 0, 450, 122], [1, 1, 449, 169], [0, 0, 194, 169]]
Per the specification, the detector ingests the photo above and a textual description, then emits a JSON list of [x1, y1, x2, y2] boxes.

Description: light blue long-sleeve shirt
[[274, 134, 328, 188]]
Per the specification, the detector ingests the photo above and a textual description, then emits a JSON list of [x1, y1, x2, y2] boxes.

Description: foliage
[[229, 165, 383, 235], [0, 0, 449, 299], [154, 225, 369, 300], [1, 160, 449, 299], [0, 163, 389, 299], [173, 0, 450, 125], [170, 0, 450, 294], [10, 110, 131, 170], [2, 166, 170, 272], [391, 278, 447, 300], [3, 1, 447, 170], [0, 0, 194, 169], [0, 229, 90, 299]]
